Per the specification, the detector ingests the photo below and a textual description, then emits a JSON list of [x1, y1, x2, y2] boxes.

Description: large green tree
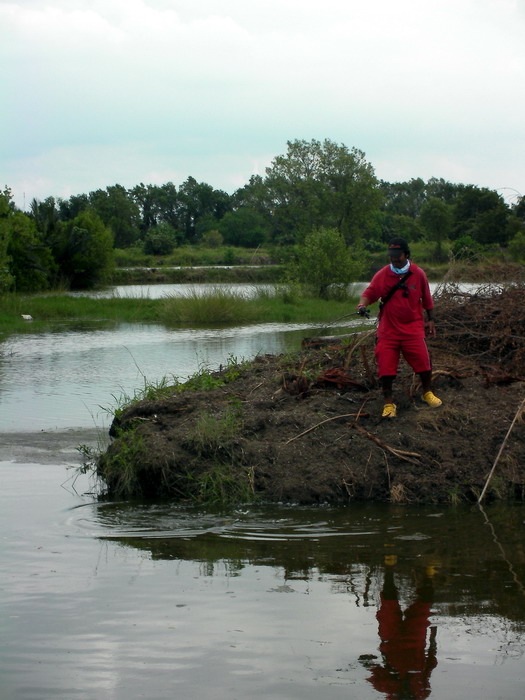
[[218, 207, 270, 248], [7, 211, 56, 291], [419, 197, 453, 260], [380, 178, 428, 218], [452, 186, 510, 245], [1, 190, 55, 291], [57, 193, 89, 221], [0, 189, 15, 291], [177, 177, 232, 242], [59, 210, 115, 288], [88, 185, 141, 248], [262, 139, 382, 245]]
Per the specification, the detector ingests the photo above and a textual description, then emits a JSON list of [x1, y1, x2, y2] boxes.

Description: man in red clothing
[[357, 237, 442, 418]]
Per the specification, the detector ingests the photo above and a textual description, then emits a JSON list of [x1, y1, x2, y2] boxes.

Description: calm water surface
[[1, 285, 524, 699]]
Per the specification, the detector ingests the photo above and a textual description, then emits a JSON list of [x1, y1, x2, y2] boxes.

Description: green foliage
[[451, 235, 483, 261], [192, 463, 256, 504], [380, 213, 424, 243], [188, 406, 242, 456], [7, 212, 56, 291], [218, 207, 270, 247], [288, 227, 368, 299], [159, 287, 263, 326], [176, 176, 232, 242], [30, 196, 62, 243], [223, 247, 237, 265], [508, 230, 525, 262], [182, 368, 225, 392], [3, 142, 518, 294], [262, 139, 382, 244], [419, 197, 453, 243], [1, 190, 56, 291], [106, 375, 178, 421], [200, 229, 223, 248], [143, 223, 179, 255], [60, 210, 115, 288], [0, 287, 363, 333], [380, 177, 428, 217], [97, 430, 147, 497], [453, 186, 510, 245], [0, 189, 15, 292], [88, 184, 141, 248]]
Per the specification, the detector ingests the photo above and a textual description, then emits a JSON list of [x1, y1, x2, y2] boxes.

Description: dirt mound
[[97, 284, 525, 505]]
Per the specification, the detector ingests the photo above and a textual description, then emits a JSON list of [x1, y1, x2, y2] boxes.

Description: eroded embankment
[[95, 283, 525, 505]]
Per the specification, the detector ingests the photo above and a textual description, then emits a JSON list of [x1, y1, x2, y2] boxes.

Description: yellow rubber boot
[[381, 403, 397, 418], [422, 391, 442, 407]]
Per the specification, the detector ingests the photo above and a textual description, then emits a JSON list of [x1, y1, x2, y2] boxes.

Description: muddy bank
[[97, 285, 525, 504]]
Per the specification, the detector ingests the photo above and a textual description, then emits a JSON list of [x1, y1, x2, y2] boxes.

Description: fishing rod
[[330, 309, 371, 324]]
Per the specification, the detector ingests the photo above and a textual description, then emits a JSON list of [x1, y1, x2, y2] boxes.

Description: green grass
[[114, 244, 274, 267], [96, 430, 148, 498], [1, 286, 364, 334], [112, 265, 282, 285], [191, 463, 256, 505], [158, 286, 363, 326], [0, 292, 160, 333]]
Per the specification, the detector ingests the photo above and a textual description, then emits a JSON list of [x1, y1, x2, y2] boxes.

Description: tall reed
[[158, 287, 264, 326]]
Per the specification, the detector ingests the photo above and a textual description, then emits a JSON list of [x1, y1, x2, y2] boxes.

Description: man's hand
[[426, 320, 436, 337], [357, 304, 370, 319]]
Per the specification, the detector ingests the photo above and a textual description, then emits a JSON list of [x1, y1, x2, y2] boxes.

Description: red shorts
[[375, 336, 432, 377]]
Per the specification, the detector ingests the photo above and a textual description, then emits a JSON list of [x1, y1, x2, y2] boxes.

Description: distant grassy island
[[0, 286, 364, 334]]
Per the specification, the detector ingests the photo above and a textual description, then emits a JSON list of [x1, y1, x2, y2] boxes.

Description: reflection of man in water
[[365, 562, 437, 700]]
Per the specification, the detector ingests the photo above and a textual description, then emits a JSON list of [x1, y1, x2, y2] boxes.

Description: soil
[[99, 298, 525, 505]]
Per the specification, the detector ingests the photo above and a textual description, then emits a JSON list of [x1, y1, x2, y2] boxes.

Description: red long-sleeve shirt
[[362, 263, 433, 340]]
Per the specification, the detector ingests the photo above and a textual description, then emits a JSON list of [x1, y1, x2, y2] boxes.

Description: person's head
[[387, 237, 410, 269]]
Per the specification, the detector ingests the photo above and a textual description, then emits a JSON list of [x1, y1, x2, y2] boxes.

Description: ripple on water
[[67, 501, 386, 542]]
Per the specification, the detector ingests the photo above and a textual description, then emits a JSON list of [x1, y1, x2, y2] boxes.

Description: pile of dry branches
[[433, 282, 525, 377]]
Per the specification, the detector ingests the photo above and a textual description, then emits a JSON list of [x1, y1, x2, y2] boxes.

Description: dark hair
[[387, 237, 410, 258]]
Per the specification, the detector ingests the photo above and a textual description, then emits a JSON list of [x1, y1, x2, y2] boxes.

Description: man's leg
[[401, 339, 442, 408], [419, 370, 432, 393], [381, 375, 395, 403], [418, 369, 442, 407], [375, 338, 400, 418]]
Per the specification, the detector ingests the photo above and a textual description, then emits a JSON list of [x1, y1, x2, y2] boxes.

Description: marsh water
[[1, 283, 524, 699]]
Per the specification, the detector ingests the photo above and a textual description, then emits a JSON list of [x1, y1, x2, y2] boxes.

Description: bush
[[201, 229, 223, 248], [508, 230, 525, 262], [288, 227, 368, 298], [451, 235, 483, 261], [60, 210, 114, 288], [143, 223, 178, 255]]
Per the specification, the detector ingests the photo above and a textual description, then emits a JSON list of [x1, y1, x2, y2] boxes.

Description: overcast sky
[[1, 0, 524, 210]]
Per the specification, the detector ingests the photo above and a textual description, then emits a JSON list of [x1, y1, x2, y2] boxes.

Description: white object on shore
[[21, 314, 33, 320]]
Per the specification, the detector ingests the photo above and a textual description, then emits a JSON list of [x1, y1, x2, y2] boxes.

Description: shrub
[[288, 227, 368, 298], [143, 223, 178, 255], [201, 229, 223, 248], [451, 235, 483, 261], [508, 230, 525, 262]]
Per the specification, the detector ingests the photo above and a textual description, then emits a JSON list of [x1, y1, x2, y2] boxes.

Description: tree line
[[1, 138, 524, 291]]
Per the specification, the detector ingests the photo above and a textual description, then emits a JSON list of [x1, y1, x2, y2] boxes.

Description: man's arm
[[425, 307, 436, 337], [357, 294, 371, 316]]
